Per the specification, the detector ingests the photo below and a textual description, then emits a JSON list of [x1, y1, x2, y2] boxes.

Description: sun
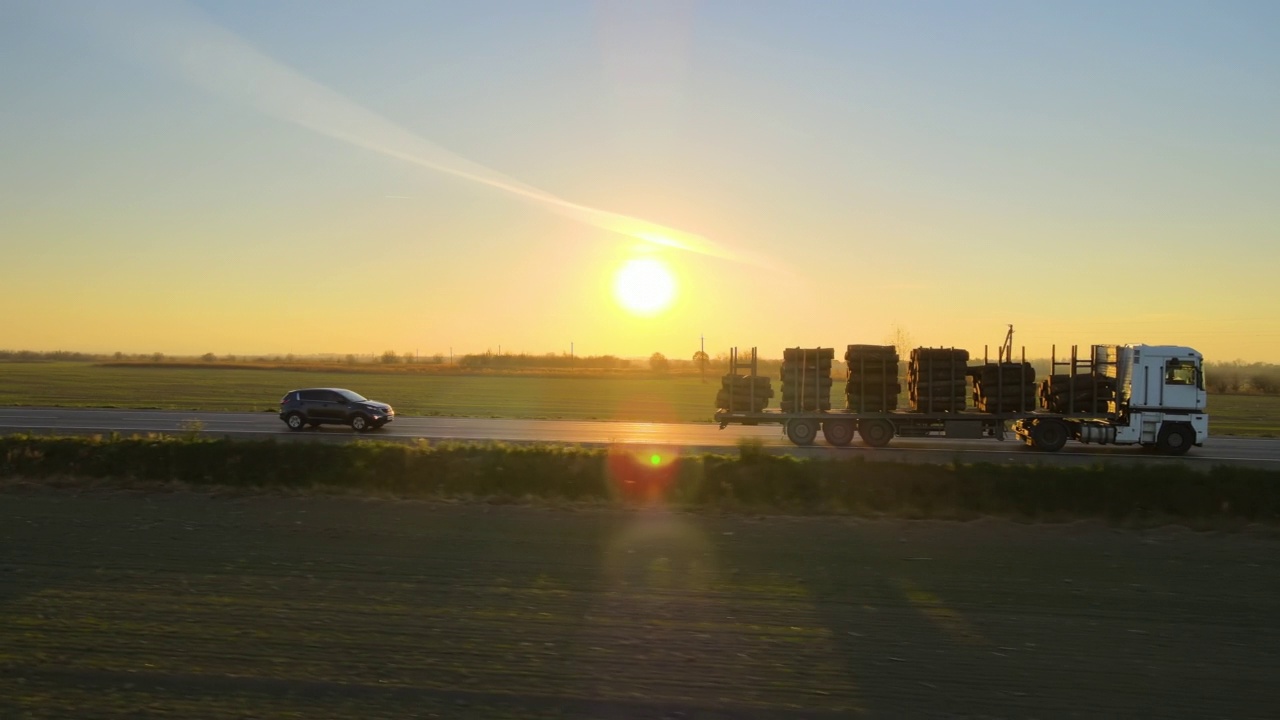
[[614, 258, 676, 316]]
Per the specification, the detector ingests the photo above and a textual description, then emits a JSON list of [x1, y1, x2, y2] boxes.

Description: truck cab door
[[1160, 360, 1202, 411]]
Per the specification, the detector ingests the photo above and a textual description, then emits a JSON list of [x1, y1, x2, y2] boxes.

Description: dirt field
[[2, 489, 1278, 719]]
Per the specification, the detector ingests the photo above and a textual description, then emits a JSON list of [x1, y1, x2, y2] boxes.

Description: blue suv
[[279, 388, 395, 432]]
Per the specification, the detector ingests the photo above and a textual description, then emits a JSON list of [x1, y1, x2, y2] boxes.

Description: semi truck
[[714, 341, 1208, 455]]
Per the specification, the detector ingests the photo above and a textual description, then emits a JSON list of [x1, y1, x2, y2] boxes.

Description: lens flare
[[607, 446, 680, 505]]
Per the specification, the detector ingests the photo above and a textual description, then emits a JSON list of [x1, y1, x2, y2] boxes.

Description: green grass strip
[[2, 434, 1277, 525]]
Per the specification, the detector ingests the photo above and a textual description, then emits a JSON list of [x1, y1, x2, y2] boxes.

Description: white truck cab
[[1074, 344, 1208, 454], [1124, 345, 1206, 413]]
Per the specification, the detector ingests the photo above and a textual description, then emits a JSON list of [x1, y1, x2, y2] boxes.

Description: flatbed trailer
[[713, 341, 1208, 455], [714, 408, 1107, 452]]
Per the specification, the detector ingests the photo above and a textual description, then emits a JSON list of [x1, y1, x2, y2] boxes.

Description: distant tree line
[[1203, 361, 1280, 395], [457, 352, 633, 370], [6, 347, 1278, 393], [0, 350, 102, 361]]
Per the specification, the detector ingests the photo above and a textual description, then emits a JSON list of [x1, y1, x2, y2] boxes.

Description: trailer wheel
[[786, 419, 818, 446], [821, 419, 855, 447], [1155, 424, 1194, 456], [1030, 419, 1068, 452], [858, 419, 894, 448]]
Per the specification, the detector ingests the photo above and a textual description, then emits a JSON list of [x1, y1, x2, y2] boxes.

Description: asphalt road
[[1, 407, 1278, 468], [2, 491, 1277, 719]]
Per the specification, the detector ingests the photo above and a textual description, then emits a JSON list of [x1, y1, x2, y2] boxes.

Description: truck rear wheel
[[858, 419, 894, 448], [786, 419, 818, 446], [821, 419, 855, 447], [1156, 424, 1194, 456], [1030, 419, 1068, 452]]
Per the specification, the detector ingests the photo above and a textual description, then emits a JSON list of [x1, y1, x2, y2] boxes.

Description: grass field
[[0, 362, 719, 422], [1, 362, 1278, 436], [1197, 393, 1280, 437]]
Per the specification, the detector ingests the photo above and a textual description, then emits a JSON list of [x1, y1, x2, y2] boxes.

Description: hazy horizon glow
[[3, 1, 1279, 362]]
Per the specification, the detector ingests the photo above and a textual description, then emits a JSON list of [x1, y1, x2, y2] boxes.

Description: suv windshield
[[335, 389, 368, 402]]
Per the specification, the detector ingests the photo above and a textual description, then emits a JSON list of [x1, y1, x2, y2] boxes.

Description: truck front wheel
[[1155, 424, 1194, 456]]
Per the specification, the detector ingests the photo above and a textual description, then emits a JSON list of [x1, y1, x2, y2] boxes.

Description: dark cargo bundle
[[783, 347, 835, 362], [908, 347, 969, 412], [844, 344, 898, 362], [845, 344, 900, 412], [780, 347, 833, 412], [780, 367, 833, 381], [1040, 373, 1116, 414], [715, 373, 772, 412], [972, 362, 1037, 413]]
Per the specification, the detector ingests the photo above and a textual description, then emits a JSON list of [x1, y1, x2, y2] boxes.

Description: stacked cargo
[[844, 344, 900, 412], [1096, 344, 1123, 415], [909, 348, 969, 412], [715, 374, 772, 413], [780, 347, 833, 412], [1039, 374, 1115, 414], [1039, 345, 1120, 414], [971, 362, 1036, 413]]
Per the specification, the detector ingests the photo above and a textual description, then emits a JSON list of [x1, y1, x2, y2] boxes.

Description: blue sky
[[2, 1, 1278, 360]]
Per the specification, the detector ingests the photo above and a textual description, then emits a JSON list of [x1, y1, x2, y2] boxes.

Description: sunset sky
[[3, 1, 1278, 361]]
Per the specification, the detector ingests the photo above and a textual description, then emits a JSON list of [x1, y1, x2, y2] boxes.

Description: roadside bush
[[2, 435, 1277, 525]]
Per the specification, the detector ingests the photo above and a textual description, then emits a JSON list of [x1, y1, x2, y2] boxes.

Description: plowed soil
[[2, 487, 1278, 718]]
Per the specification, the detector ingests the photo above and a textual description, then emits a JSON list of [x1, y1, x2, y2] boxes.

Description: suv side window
[[298, 390, 324, 402], [323, 391, 346, 403]]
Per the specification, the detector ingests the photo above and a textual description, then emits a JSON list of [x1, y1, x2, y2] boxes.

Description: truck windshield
[[1165, 361, 1199, 387]]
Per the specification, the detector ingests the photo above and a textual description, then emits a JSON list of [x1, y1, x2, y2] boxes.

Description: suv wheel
[[350, 414, 370, 432], [285, 413, 306, 431]]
